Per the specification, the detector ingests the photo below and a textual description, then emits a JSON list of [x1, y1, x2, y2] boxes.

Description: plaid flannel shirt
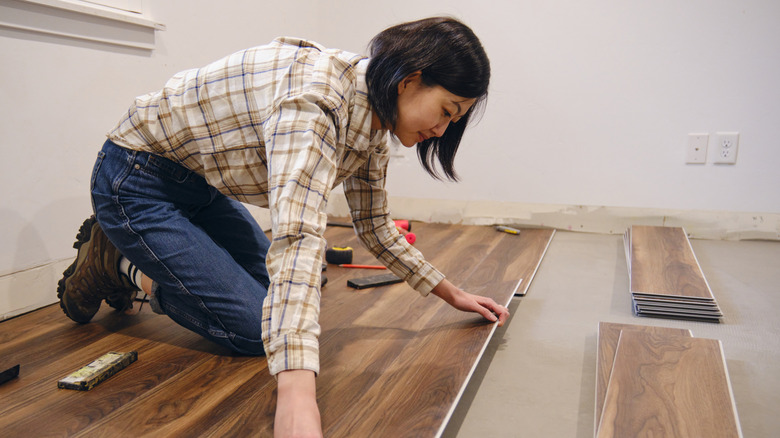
[[108, 37, 445, 376]]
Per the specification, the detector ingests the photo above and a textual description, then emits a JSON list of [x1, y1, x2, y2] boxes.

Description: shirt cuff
[[266, 332, 320, 377], [399, 260, 446, 297]]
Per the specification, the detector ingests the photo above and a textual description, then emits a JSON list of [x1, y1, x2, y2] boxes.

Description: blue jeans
[[91, 140, 269, 355]]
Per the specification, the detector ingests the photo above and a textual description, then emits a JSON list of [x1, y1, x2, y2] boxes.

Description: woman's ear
[[397, 71, 423, 95]]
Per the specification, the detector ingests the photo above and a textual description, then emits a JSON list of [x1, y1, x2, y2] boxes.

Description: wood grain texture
[[597, 330, 742, 438], [0, 222, 554, 437], [625, 226, 722, 322], [594, 322, 692, 436], [507, 228, 555, 296], [629, 225, 713, 299]]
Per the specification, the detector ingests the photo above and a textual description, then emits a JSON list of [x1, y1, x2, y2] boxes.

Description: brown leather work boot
[[57, 216, 138, 323]]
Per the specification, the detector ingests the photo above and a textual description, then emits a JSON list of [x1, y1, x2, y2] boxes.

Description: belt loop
[[128, 149, 138, 167]]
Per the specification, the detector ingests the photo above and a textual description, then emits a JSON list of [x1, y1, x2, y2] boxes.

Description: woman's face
[[391, 72, 476, 147]]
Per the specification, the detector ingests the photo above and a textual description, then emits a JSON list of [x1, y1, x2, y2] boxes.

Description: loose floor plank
[[628, 226, 713, 300], [594, 322, 692, 436], [597, 330, 742, 438], [0, 222, 554, 437], [625, 225, 722, 321]]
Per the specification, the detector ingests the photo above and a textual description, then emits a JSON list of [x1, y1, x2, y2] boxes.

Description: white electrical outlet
[[686, 133, 708, 164], [714, 132, 739, 164]]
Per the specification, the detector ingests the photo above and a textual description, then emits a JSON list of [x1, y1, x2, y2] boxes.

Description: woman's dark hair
[[367, 17, 491, 181]]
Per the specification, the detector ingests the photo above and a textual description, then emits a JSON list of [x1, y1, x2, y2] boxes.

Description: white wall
[[2, 0, 779, 318], [315, 0, 780, 213], [0, 0, 322, 317]]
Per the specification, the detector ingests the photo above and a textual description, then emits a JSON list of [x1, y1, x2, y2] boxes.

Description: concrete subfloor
[[443, 230, 780, 437]]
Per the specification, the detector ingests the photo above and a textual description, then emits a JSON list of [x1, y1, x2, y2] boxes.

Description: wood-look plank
[[1, 345, 209, 436], [629, 225, 714, 300], [0, 304, 260, 436], [324, 318, 494, 437], [631, 292, 714, 303], [632, 296, 721, 308], [0, 222, 555, 437], [634, 303, 723, 317], [625, 225, 722, 322], [321, 226, 552, 437], [633, 309, 722, 323], [509, 228, 555, 296], [597, 330, 742, 438], [594, 322, 692, 436], [76, 355, 270, 437], [345, 224, 502, 332]]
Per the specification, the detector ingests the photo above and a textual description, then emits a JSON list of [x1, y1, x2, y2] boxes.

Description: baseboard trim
[[1, 258, 71, 321], [327, 196, 779, 241]]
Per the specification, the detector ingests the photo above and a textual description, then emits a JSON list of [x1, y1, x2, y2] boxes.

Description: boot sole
[[57, 216, 99, 323]]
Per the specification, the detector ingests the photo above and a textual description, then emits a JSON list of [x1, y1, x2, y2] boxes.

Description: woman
[[58, 16, 508, 436]]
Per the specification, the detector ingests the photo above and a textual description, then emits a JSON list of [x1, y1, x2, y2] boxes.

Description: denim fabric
[[90, 140, 269, 355]]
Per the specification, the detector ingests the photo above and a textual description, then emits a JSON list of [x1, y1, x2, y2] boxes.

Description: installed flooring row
[[0, 222, 554, 437]]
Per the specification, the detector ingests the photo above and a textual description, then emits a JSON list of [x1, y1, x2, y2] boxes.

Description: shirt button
[[134, 164, 141, 170]]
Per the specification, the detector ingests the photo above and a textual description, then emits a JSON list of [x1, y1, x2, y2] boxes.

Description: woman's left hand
[[430, 279, 510, 326]]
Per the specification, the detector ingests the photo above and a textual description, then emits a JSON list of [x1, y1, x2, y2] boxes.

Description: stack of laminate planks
[[595, 322, 742, 437], [624, 225, 723, 322]]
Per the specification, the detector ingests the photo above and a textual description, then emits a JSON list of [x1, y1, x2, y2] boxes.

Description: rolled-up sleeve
[[260, 94, 341, 377], [343, 145, 445, 296]]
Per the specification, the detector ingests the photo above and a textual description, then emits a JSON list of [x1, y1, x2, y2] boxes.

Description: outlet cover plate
[[714, 132, 739, 164]]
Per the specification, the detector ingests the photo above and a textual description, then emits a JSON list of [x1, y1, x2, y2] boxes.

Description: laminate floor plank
[[504, 228, 555, 296], [326, 226, 557, 437], [341, 224, 503, 333], [2, 344, 209, 437], [634, 304, 723, 317], [0, 306, 136, 377], [322, 252, 509, 437], [597, 330, 742, 438], [632, 296, 721, 308], [0, 303, 69, 348], [319, 222, 543, 437], [318, 222, 475, 333], [196, 375, 277, 437], [594, 322, 693, 436], [633, 309, 722, 323], [0, 222, 555, 437], [629, 226, 713, 300], [75, 355, 269, 437], [625, 225, 722, 322]]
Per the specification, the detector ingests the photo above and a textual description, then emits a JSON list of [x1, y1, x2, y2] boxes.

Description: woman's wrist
[[275, 369, 322, 437], [430, 278, 460, 304], [277, 369, 317, 396]]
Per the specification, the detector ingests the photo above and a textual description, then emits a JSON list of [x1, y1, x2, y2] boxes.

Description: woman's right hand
[[275, 369, 323, 438]]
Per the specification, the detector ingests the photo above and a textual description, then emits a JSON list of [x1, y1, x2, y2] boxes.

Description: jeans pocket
[[139, 153, 192, 184], [90, 151, 106, 213]]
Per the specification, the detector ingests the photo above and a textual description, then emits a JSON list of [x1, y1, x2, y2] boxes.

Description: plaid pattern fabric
[[108, 38, 444, 376]]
